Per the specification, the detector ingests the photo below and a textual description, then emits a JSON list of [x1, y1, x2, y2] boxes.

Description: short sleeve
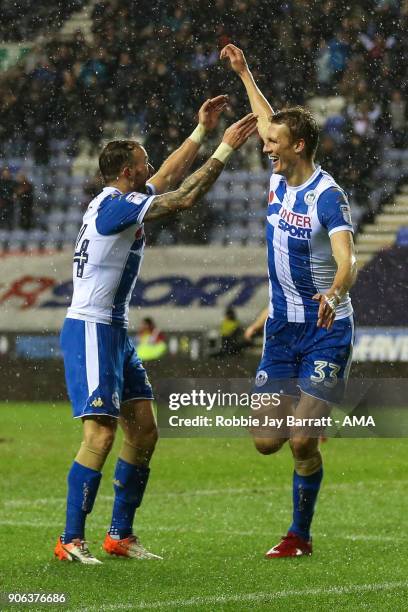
[[95, 191, 155, 235], [317, 187, 354, 237], [145, 182, 157, 196]]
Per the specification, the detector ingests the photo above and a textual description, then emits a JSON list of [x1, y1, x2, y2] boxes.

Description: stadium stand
[[357, 172, 408, 267], [0, 0, 407, 258], [351, 244, 408, 325], [0, 1, 84, 42]]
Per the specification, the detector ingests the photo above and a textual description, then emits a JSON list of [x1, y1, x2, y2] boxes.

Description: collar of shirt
[[285, 165, 321, 192], [102, 186, 123, 196]]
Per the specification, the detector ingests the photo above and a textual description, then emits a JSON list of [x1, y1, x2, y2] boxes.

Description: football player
[[54, 97, 257, 564], [221, 44, 357, 558]]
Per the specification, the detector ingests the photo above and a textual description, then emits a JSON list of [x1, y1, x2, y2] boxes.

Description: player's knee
[[289, 436, 317, 460], [137, 421, 159, 451], [131, 422, 158, 453], [123, 422, 158, 459], [253, 437, 285, 455], [84, 427, 116, 455]]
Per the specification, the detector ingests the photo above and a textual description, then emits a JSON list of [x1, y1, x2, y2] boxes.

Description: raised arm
[[144, 113, 258, 221], [220, 44, 273, 141], [313, 231, 357, 330], [148, 95, 228, 194]]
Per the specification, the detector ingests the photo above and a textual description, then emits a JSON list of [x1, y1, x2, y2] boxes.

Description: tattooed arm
[[144, 113, 258, 221], [145, 158, 224, 220], [148, 95, 228, 194]]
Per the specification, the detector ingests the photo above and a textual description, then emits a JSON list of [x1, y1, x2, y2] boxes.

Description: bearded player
[[221, 44, 357, 558], [54, 96, 257, 564]]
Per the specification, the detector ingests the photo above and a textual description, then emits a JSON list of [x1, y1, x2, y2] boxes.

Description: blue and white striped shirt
[[67, 185, 156, 327], [266, 166, 353, 322]]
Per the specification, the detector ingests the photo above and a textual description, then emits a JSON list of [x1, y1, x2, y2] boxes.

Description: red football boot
[[265, 531, 312, 558]]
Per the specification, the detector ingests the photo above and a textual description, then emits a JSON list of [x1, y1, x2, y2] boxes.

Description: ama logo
[[278, 208, 312, 239]]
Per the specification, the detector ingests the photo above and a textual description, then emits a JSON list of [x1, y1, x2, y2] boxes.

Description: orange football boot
[[103, 533, 162, 559], [54, 536, 102, 564]]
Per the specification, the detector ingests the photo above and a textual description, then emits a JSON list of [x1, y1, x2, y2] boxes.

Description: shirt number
[[73, 225, 89, 278], [310, 360, 340, 388]]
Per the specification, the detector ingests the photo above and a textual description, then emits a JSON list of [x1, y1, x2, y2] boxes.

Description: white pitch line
[[2, 489, 255, 507], [67, 581, 408, 612], [3, 480, 407, 508], [0, 519, 403, 542]]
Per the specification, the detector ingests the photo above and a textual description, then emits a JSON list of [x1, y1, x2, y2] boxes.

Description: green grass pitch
[[1, 402, 408, 611]]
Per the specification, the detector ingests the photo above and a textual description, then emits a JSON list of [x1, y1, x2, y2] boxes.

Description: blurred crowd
[[0, 1, 83, 42], [0, 0, 407, 229], [0, 169, 34, 230]]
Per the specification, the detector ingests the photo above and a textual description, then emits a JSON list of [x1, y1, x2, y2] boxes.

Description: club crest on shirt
[[304, 190, 317, 206], [135, 227, 144, 239]]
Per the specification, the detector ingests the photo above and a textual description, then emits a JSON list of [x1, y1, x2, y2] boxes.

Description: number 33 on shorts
[[310, 361, 341, 389]]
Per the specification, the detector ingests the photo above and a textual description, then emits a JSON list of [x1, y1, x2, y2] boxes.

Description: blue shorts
[[254, 316, 354, 404], [60, 318, 154, 419]]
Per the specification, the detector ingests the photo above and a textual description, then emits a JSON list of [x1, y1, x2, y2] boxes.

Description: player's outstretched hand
[[313, 292, 340, 330], [222, 113, 258, 149], [198, 95, 229, 132], [220, 44, 248, 75]]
